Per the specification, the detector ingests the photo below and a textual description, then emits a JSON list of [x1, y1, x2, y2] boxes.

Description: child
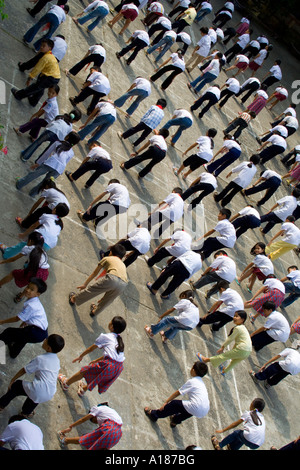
[[256, 131, 287, 165], [173, 128, 217, 180], [242, 169, 282, 206], [281, 266, 300, 308], [197, 280, 244, 332], [195, 208, 236, 260], [16, 131, 81, 198], [223, 110, 256, 139], [77, 99, 117, 144], [144, 361, 209, 426], [223, 54, 249, 77], [71, 0, 110, 32], [108, 2, 139, 35], [212, 398, 266, 450], [15, 178, 70, 229], [0, 415, 44, 450], [58, 317, 126, 396], [14, 85, 60, 141], [197, 310, 252, 375], [250, 301, 290, 352], [65, 43, 106, 78], [260, 189, 300, 235], [76, 179, 131, 227], [147, 250, 202, 299], [187, 53, 223, 93], [0, 334, 65, 417], [146, 229, 192, 267], [65, 141, 113, 189], [114, 77, 151, 117], [206, 135, 241, 178], [0, 278, 48, 358], [213, 155, 260, 207], [68, 244, 128, 317], [150, 50, 186, 91], [249, 348, 300, 389], [236, 242, 274, 293], [57, 404, 123, 450], [244, 277, 286, 323], [160, 108, 193, 145], [0, 232, 49, 299], [261, 60, 282, 89], [116, 29, 150, 65], [182, 172, 218, 209], [246, 86, 269, 116], [265, 216, 300, 260], [144, 290, 199, 343]]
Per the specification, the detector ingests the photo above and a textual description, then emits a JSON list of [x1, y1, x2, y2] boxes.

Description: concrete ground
[[0, 0, 299, 452]]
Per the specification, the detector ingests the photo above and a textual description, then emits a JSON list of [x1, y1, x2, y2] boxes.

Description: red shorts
[[122, 8, 138, 21], [12, 268, 49, 288], [274, 92, 287, 101], [249, 61, 260, 71], [253, 267, 267, 281], [236, 61, 248, 71]]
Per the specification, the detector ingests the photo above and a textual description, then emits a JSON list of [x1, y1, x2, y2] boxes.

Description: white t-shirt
[[219, 288, 244, 317], [197, 34, 211, 56], [106, 183, 131, 208], [236, 54, 249, 64], [48, 5, 66, 23], [232, 162, 257, 189], [226, 77, 240, 93], [88, 72, 111, 94], [264, 278, 285, 294], [36, 213, 62, 249], [253, 254, 274, 275], [89, 44, 106, 60], [42, 97, 59, 123], [223, 139, 241, 151], [270, 65, 282, 80], [164, 30, 177, 42], [196, 135, 213, 160], [89, 405, 123, 425], [208, 28, 217, 45], [241, 410, 265, 447], [177, 32, 191, 45], [265, 311, 290, 342], [283, 116, 299, 130], [173, 298, 199, 328], [287, 269, 300, 288], [95, 101, 117, 118], [177, 250, 202, 278], [238, 206, 260, 220], [253, 48, 267, 65], [134, 77, 151, 95], [40, 188, 70, 210], [171, 52, 185, 71], [281, 222, 300, 245], [88, 146, 111, 161], [21, 245, 50, 270], [18, 297, 48, 331], [132, 29, 150, 45], [0, 420, 44, 450], [209, 255, 236, 282], [156, 16, 171, 29], [204, 58, 220, 77], [173, 109, 193, 122], [215, 219, 236, 248], [149, 134, 167, 151], [284, 107, 297, 118], [275, 196, 298, 221], [166, 230, 192, 257], [23, 353, 60, 403], [179, 376, 210, 418], [261, 169, 281, 181], [267, 134, 287, 150], [46, 119, 72, 141], [51, 36, 68, 62], [85, 0, 109, 13], [160, 193, 184, 222], [237, 33, 250, 49], [127, 227, 151, 254], [199, 172, 218, 189], [278, 348, 300, 375], [94, 332, 125, 362], [204, 86, 221, 99]]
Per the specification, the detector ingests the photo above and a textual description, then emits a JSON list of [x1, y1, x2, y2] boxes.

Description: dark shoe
[[116, 52, 121, 59], [69, 97, 77, 107], [11, 88, 21, 100], [26, 8, 35, 17]]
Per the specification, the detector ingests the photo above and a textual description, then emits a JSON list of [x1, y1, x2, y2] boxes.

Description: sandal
[[219, 365, 226, 376], [58, 374, 69, 391], [65, 170, 74, 182], [57, 431, 67, 448], [160, 294, 170, 300], [14, 292, 23, 303], [235, 278, 241, 286], [249, 313, 256, 324], [90, 303, 97, 317], [160, 331, 167, 344], [169, 415, 177, 428], [0, 244, 7, 255], [211, 435, 221, 450], [144, 407, 157, 422], [144, 325, 154, 339], [146, 282, 156, 295], [69, 292, 76, 306], [77, 380, 86, 397], [77, 210, 87, 224], [15, 216, 23, 226], [196, 352, 204, 362]]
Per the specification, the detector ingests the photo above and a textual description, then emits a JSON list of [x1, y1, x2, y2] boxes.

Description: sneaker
[[173, 167, 178, 176], [249, 370, 259, 384]]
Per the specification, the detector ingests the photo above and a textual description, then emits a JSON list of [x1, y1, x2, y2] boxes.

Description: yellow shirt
[[98, 256, 128, 283], [29, 52, 61, 80], [182, 8, 197, 24]]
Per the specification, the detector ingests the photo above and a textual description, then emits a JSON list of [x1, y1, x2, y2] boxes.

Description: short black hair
[[41, 38, 54, 50], [172, 187, 183, 195], [108, 179, 120, 185], [193, 361, 208, 377], [156, 98, 167, 108], [110, 243, 127, 259], [29, 277, 47, 295], [219, 208, 231, 219], [208, 128, 217, 138], [217, 280, 230, 290], [47, 334, 65, 353], [200, 26, 209, 34], [54, 203, 70, 218], [292, 188, 300, 198], [159, 128, 169, 138], [214, 250, 228, 256], [262, 300, 276, 312]]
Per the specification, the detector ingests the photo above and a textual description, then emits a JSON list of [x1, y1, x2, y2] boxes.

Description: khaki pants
[[75, 274, 127, 316], [186, 54, 204, 71], [265, 241, 297, 261]]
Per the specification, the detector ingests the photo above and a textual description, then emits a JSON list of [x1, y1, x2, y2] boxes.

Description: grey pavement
[[0, 0, 299, 451]]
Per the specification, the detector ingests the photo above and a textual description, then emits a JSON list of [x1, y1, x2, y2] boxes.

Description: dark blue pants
[[233, 215, 261, 238], [254, 362, 290, 386], [244, 177, 281, 205]]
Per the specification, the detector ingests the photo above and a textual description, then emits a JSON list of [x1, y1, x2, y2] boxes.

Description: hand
[[77, 284, 87, 291], [60, 427, 72, 435], [30, 164, 39, 171], [72, 355, 83, 363], [79, 125, 86, 130], [159, 402, 167, 411], [86, 206, 92, 215], [130, 152, 137, 157], [215, 429, 223, 434], [258, 365, 266, 372], [216, 347, 224, 354]]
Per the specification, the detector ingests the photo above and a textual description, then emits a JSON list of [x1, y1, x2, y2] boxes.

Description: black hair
[[217, 280, 230, 290], [47, 334, 65, 353], [250, 241, 266, 256], [54, 203, 69, 218], [56, 131, 81, 155], [208, 128, 218, 138], [193, 361, 208, 377], [108, 179, 120, 185], [179, 289, 197, 306], [219, 208, 231, 219], [260, 84, 268, 92], [41, 38, 54, 50], [214, 250, 228, 257], [8, 415, 26, 424], [64, 4, 70, 13], [25, 247, 47, 278], [248, 154, 260, 166], [38, 178, 67, 196], [159, 128, 169, 138], [275, 59, 281, 65], [48, 84, 60, 95], [262, 300, 276, 311], [28, 277, 47, 295], [286, 215, 296, 222], [292, 188, 300, 198], [55, 108, 82, 124], [200, 26, 209, 34], [27, 231, 45, 247], [288, 265, 298, 270], [156, 98, 167, 108], [55, 34, 65, 40], [250, 398, 265, 425], [248, 111, 256, 118], [110, 243, 127, 259], [228, 310, 247, 336], [111, 316, 127, 354], [172, 187, 183, 195]]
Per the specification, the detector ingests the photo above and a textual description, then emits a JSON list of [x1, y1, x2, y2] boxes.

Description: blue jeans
[[219, 430, 259, 450], [78, 114, 116, 143], [195, 8, 211, 22], [191, 72, 217, 93], [16, 164, 60, 197], [114, 89, 149, 115], [78, 6, 109, 31], [21, 130, 58, 161], [281, 281, 300, 307], [162, 116, 193, 143], [3, 241, 50, 259], [150, 317, 192, 340], [23, 12, 60, 51], [147, 37, 174, 62]]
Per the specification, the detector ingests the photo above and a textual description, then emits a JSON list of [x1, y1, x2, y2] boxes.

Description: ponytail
[[250, 398, 265, 426], [180, 289, 198, 307], [24, 246, 46, 276], [111, 316, 127, 354]]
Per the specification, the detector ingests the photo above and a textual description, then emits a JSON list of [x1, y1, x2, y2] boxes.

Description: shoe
[[173, 167, 178, 176], [249, 370, 259, 384], [69, 97, 77, 107], [116, 52, 121, 59], [11, 88, 21, 100], [22, 37, 30, 46], [26, 7, 35, 17], [117, 131, 123, 140]]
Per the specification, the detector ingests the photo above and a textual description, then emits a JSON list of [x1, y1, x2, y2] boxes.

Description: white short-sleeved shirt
[[0, 420, 44, 450], [166, 230, 192, 257], [253, 254, 274, 275], [173, 109, 193, 121], [256, 89, 268, 100], [204, 58, 220, 77], [281, 222, 300, 245], [269, 125, 288, 138], [267, 134, 287, 150], [204, 86, 221, 99], [171, 52, 185, 71], [241, 411, 265, 447], [177, 32, 191, 45], [287, 269, 300, 288], [275, 196, 298, 221], [40, 188, 70, 210], [127, 227, 151, 254], [253, 48, 267, 65], [132, 29, 150, 45], [226, 78, 240, 94], [85, 0, 109, 13], [48, 5, 66, 23], [270, 65, 282, 80], [106, 183, 131, 208], [179, 376, 210, 418], [232, 162, 257, 189], [262, 169, 281, 181], [21, 245, 50, 270], [88, 146, 111, 161], [219, 288, 244, 317], [160, 193, 184, 222], [283, 116, 299, 130], [89, 405, 123, 426], [94, 332, 125, 362], [149, 135, 167, 151], [278, 348, 300, 375], [88, 72, 111, 95], [177, 250, 202, 277], [89, 44, 106, 60], [241, 77, 260, 88], [237, 34, 250, 49], [199, 172, 218, 189], [223, 139, 241, 152], [283, 107, 297, 118], [134, 77, 151, 95], [208, 28, 217, 45], [23, 353, 60, 403], [164, 30, 177, 41], [18, 297, 48, 331], [37, 213, 62, 249], [173, 298, 199, 328], [95, 101, 117, 119], [265, 311, 290, 342], [196, 135, 213, 159], [155, 16, 171, 29], [197, 34, 211, 56], [209, 255, 236, 282], [215, 219, 236, 248], [264, 278, 285, 293], [51, 36, 68, 62], [42, 97, 59, 123], [238, 206, 260, 220], [236, 54, 249, 64], [46, 119, 72, 141], [249, 40, 260, 50]]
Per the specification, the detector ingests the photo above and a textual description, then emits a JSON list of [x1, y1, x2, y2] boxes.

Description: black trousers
[[124, 146, 166, 177], [122, 122, 152, 148], [182, 183, 215, 207], [21, 206, 53, 229], [151, 260, 190, 296], [214, 181, 242, 206], [219, 89, 235, 107], [191, 91, 219, 117], [69, 53, 105, 76], [260, 212, 282, 234], [71, 158, 113, 188], [150, 65, 183, 90], [232, 215, 261, 238], [148, 24, 168, 44], [118, 240, 141, 267], [28, 0, 68, 17], [73, 87, 106, 114], [119, 38, 147, 64], [225, 44, 243, 64], [261, 76, 279, 89], [236, 81, 260, 103], [195, 237, 227, 260], [198, 310, 232, 331], [0, 326, 48, 358], [83, 201, 127, 226], [147, 247, 170, 267], [0, 380, 39, 415], [224, 118, 248, 139], [14, 74, 60, 107], [18, 52, 44, 72], [244, 177, 281, 206], [146, 211, 174, 238], [251, 331, 275, 351]]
